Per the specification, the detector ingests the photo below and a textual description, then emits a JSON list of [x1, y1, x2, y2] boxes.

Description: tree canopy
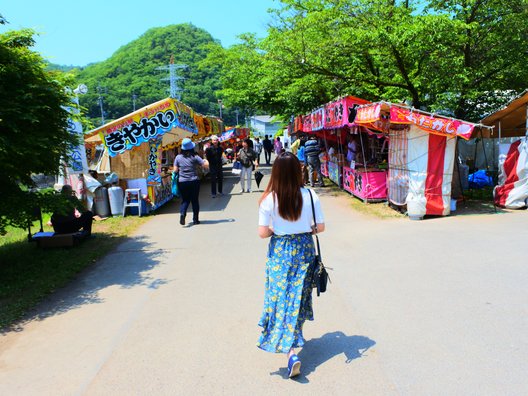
[[0, 28, 80, 234], [210, 0, 528, 122]]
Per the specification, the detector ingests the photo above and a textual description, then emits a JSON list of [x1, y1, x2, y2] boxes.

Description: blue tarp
[[468, 170, 493, 189]]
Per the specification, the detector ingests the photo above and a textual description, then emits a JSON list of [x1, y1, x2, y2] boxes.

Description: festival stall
[[218, 127, 249, 143], [295, 96, 390, 200], [295, 96, 371, 189], [480, 90, 528, 209], [294, 97, 490, 218], [85, 97, 223, 212], [354, 102, 485, 218]]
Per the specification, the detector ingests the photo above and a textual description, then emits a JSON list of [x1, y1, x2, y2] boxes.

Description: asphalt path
[[1, 162, 527, 395]]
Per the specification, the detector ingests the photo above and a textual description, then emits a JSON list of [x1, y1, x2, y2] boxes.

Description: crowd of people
[[53, 132, 326, 380], [169, 133, 330, 227]]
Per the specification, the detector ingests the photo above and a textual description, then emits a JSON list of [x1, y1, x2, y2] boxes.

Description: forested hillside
[[75, 24, 231, 126]]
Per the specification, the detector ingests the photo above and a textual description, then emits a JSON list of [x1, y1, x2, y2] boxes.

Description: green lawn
[[0, 214, 149, 330]]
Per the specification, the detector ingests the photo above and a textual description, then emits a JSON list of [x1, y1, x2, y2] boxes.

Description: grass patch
[[319, 178, 405, 219], [0, 214, 149, 330]]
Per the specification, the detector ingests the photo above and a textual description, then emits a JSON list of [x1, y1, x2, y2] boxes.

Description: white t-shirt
[[258, 188, 324, 235]]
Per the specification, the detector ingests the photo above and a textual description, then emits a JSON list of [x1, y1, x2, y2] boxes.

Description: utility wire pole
[[132, 92, 137, 111], [97, 84, 107, 125], [156, 55, 187, 100]]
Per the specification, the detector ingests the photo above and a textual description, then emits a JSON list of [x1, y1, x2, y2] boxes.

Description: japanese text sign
[[99, 98, 199, 157], [311, 107, 325, 131], [390, 107, 474, 140], [355, 104, 382, 124], [147, 138, 163, 185]]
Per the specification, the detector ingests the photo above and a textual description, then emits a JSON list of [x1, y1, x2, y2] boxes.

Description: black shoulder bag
[[307, 189, 330, 296]]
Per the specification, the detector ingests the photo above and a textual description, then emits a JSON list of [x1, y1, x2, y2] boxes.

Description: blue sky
[[1, 0, 278, 66]]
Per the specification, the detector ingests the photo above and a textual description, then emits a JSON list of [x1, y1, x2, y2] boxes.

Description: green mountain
[[76, 24, 228, 126], [45, 62, 81, 72]]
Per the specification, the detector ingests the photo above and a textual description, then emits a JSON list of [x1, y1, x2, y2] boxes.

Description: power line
[[96, 84, 107, 125]]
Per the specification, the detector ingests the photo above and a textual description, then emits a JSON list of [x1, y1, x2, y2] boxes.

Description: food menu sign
[[324, 98, 347, 129], [98, 98, 199, 157], [147, 137, 163, 186], [302, 115, 312, 132], [311, 107, 325, 131], [324, 97, 371, 129], [390, 107, 475, 140], [293, 116, 304, 132], [355, 103, 382, 124]]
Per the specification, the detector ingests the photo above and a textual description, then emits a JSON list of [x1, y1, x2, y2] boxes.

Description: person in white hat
[[173, 138, 209, 225], [205, 135, 224, 198]]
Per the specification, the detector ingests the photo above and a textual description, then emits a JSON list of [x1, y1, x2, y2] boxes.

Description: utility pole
[[156, 55, 187, 100], [97, 84, 107, 125], [235, 108, 239, 125], [218, 99, 223, 119], [132, 92, 137, 111]]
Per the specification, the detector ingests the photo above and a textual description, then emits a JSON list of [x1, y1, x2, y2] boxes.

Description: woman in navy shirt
[[173, 138, 209, 225]]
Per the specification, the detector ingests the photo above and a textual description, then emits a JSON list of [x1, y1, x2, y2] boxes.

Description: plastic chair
[[123, 188, 142, 217]]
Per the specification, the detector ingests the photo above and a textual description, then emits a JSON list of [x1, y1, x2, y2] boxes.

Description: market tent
[[480, 90, 528, 208], [354, 102, 483, 218], [293, 97, 489, 218], [83, 97, 223, 211], [480, 90, 528, 138], [85, 97, 223, 157], [493, 138, 528, 208]]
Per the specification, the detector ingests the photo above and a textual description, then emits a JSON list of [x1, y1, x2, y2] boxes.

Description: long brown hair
[[259, 152, 304, 221]]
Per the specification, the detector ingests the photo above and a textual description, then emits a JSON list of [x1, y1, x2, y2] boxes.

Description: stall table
[[343, 166, 387, 202]]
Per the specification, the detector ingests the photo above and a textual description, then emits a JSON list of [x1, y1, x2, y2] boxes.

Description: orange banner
[[390, 107, 475, 140], [355, 104, 381, 124]]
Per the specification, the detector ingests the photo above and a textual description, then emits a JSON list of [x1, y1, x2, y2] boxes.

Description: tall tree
[[427, 0, 528, 119], [0, 28, 78, 234], [212, 0, 528, 121]]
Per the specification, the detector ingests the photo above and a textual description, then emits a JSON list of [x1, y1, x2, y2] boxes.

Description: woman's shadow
[[270, 331, 375, 383]]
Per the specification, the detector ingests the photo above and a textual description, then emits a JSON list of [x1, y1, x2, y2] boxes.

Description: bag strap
[[307, 189, 322, 261]]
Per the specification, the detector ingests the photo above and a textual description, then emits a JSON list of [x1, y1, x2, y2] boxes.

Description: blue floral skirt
[[257, 233, 316, 353]]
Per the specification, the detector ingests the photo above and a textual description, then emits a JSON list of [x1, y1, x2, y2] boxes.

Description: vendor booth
[[293, 98, 489, 218], [294, 96, 372, 191], [218, 127, 249, 143], [354, 102, 486, 218], [294, 96, 389, 202], [480, 90, 528, 209], [85, 97, 223, 212]]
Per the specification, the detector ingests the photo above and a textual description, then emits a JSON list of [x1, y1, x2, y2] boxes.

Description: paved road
[[1, 165, 527, 395]]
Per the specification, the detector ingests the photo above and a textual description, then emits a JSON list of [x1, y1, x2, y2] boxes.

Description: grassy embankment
[[0, 213, 149, 330]]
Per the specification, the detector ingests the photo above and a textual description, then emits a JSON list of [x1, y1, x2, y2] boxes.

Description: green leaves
[[210, 0, 528, 121], [0, 28, 79, 234]]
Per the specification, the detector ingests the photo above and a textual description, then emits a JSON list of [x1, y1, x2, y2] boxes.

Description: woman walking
[[173, 138, 208, 225], [274, 136, 283, 156], [236, 138, 258, 193], [257, 152, 325, 378]]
